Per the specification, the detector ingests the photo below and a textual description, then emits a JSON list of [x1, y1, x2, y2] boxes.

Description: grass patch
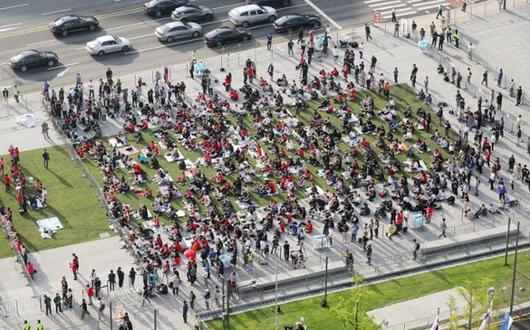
[[0, 146, 110, 258], [206, 251, 530, 329]]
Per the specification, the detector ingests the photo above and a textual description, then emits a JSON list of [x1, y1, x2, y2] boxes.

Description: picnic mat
[[118, 145, 139, 156], [36, 217, 63, 238], [16, 114, 41, 128]]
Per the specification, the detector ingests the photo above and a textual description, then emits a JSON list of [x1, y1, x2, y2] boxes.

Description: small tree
[[449, 278, 492, 328], [331, 274, 382, 330], [446, 296, 460, 330]]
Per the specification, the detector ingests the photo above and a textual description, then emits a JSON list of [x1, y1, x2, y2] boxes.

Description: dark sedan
[[8, 50, 58, 72], [245, 0, 291, 8], [144, 0, 190, 17], [273, 14, 321, 33], [171, 5, 214, 22], [204, 26, 252, 47], [49, 15, 99, 37]]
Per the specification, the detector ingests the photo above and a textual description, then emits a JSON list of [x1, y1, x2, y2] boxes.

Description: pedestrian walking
[[436, 4, 443, 19], [365, 23, 372, 41], [497, 68, 503, 87], [182, 300, 189, 324], [391, 9, 397, 22], [266, 33, 272, 50], [394, 21, 399, 37], [516, 86, 523, 106], [467, 42, 474, 60], [96, 297, 105, 321], [424, 76, 429, 94], [41, 121, 50, 139], [287, 39, 294, 56], [393, 67, 398, 83], [2, 88, 9, 104], [267, 63, 274, 80], [481, 70, 488, 87], [366, 242, 372, 265], [80, 299, 89, 319], [42, 149, 50, 169], [141, 286, 151, 306], [204, 289, 211, 310], [439, 218, 448, 238], [13, 85, 20, 103], [190, 291, 196, 309], [86, 285, 94, 305]]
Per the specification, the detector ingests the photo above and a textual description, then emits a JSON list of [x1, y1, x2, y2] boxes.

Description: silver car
[[85, 35, 132, 56], [228, 4, 277, 27], [155, 21, 202, 42]]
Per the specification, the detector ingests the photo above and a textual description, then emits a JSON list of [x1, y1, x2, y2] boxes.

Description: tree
[[330, 274, 382, 330], [448, 277, 493, 329], [446, 296, 460, 330]]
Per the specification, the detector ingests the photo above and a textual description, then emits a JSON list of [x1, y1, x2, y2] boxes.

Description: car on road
[[204, 26, 252, 47], [244, 0, 291, 8], [273, 14, 321, 33], [228, 4, 277, 27], [144, 0, 190, 17], [49, 15, 99, 37], [171, 5, 214, 22], [8, 50, 58, 72], [85, 35, 132, 56], [155, 21, 202, 42]]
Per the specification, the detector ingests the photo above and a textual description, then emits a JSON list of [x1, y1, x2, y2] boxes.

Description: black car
[[171, 5, 214, 22], [49, 15, 99, 37], [245, 0, 291, 8], [204, 26, 252, 47], [8, 50, 58, 72], [144, 0, 190, 17], [273, 14, 321, 33]]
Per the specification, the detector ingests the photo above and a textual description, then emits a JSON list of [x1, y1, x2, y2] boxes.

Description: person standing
[[35, 320, 44, 330], [366, 242, 373, 265], [108, 270, 116, 291], [516, 86, 523, 106], [53, 293, 62, 313], [412, 239, 420, 260], [44, 295, 52, 316], [391, 9, 397, 22], [190, 291, 196, 309], [497, 68, 503, 87], [481, 70, 488, 87], [129, 267, 136, 288], [204, 289, 211, 310], [86, 285, 94, 305], [266, 33, 272, 50], [42, 149, 50, 169], [467, 42, 474, 60], [393, 67, 399, 83], [117, 267, 125, 288], [182, 300, 189, 324], [172, 273, 180, 295], [424, 76, 429, 94], [267, 63, 274, 80], [439, 218, 448, 238], [287, 39, 294, 56], [2, 88, 8, 103], [13, 85, 20, 103], [283, 241, 290, 261]]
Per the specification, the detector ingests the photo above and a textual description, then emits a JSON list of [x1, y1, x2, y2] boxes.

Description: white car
[[228, 4, 277, 27], [85, 35, 132, 56], [155, 21, 202, 42]]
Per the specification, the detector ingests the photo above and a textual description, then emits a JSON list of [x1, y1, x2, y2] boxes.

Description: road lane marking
[[54, 67, 71, 79], [0, 23, 22, 29], [371, 3, 407, 11], [41, 8, 72, 16], [202, 19, 230, 26], [129, 33, 154, 40], [303, 0, 342, 29], [105, 16, 170, 31], [126, 38, 201, 54], [369, 0, 402, 7], [0, 3, 29, 11], [47, 62, 79, 71], [26, 39, 57, 46], [382, 9, 416, 17]]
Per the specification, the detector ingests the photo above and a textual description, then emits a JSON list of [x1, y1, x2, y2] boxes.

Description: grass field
[[84, 84, 456, 226], [207, 251, 530, 329], [0, 146, 110, 258]]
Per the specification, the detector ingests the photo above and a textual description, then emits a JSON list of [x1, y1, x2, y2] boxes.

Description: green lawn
[[207, 252, 530, 329], [0, 146, 110, 258]]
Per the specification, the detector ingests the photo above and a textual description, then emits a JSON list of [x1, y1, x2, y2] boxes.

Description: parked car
[[8, 50, 58, 72], [245, 0, 291, 8], [49, 15, 99, 37], [155, 21, 201, 42], [85, 35, 132, 56], [228, 4, 277, 27], [144, 0, 190, 17], [204, 26, 252, 47], [171, 5, 214, 22], [273, 14, 321, 33]]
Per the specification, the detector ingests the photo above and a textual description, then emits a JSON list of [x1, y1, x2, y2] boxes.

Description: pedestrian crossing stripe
[[369, 0, 402, 7], [364, 0, 450, 18], [372, 3, 408, 11], [382, 10, 417, 18]]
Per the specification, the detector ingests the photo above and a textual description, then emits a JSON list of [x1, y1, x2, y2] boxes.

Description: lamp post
[[510, 221, 520, 314], [321, 256, 329, 307]]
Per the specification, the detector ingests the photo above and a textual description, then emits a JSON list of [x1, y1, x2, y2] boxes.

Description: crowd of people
[[14, 12, 523, 329]]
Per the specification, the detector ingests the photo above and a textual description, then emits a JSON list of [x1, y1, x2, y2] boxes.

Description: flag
[[500, 311, 513, 330], [478, 299, 493, 330], [430, 315, 439, 330]]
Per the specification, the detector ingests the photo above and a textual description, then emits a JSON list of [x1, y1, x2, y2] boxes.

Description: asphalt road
[[0, 0, 373, 93]]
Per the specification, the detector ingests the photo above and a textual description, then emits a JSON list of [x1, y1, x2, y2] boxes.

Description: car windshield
[[113, 36, 121, 43], [160, 24, 174, 32], [146, 0, 157, 6], [54, 17, 72, 25], [275, 16, 293, 24]]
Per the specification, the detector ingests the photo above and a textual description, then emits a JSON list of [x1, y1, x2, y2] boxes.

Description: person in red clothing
[[223, 73, 232, 92], [27, 262, 36, 279], [229, 89, 238, 101], [86, 284, 94, 305], [4, 174, 10, 192]]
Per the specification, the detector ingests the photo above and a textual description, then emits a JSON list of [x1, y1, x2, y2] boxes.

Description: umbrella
[[184, 249, 196, 260], [418, 39, 429, 50]]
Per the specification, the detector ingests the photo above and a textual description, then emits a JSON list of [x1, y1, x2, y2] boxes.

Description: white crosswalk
[[365, 0, 451, 19]]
